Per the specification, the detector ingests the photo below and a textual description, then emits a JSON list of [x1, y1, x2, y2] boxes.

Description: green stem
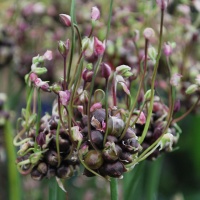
[[49, 178, 58, 200], [110, 178, 118, 200], [4, 121, 22, 200]]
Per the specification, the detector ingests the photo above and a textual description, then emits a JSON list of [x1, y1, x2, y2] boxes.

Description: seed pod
[[56, 165, 74, 179], [102, 142, 122, 162], [91, 130, 104, 149], [37, 162, 48, 174], [84, 150, 103, 170], [107, 117, 125, 137], [46, 150, 59, 166], [99, 161, 126, 178], [106, 135, 118, 143], [31, 168, 44, 181]]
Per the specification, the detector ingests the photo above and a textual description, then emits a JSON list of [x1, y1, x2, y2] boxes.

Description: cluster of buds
[[80, 107, 142, 178], [15, 113, 79, 180]]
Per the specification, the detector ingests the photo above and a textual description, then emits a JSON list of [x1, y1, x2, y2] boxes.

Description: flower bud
[[29, 73, 38, 82], [143, 28, 155, 40], [36, 132, 46, 147], [32, 67, 47, 75], [99, 161, 126, 178], [59, 90, 71, 106], [174, 99, 181, 113], [51, 83, 62, 94], [107, 116, 125, 137], [94, 37, 105, 56], [59, 14, 71, 26], [91, 6, 100, 21], [31, 168, 43, 181], [144, 89, 152, 101], [37, 162, 48, 174], [103, 142, 122, 162], [58, 39, 70, 58], [56, 165, 74, 179], [119, 151, 133, 163], [84, 150, 103, 170], [82, 69, 94, 82], [91, 130, 104, 149], [121, 138, 142, 153], [34, 78, 50, 92], [101, 63, 111, 79], [185, 84, 198, 95], [46, 150, 58, 166], [163, 43, 173, 57], [71, 126, 83, 143], [90, 102, 102, 112], [156, 0, 168, 10], [122, 127, 137, 140]]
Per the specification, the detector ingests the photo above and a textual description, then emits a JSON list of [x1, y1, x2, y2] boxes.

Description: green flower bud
[[32, 67, 47, 75], [144, 89, 152, 101], [185, 84, 198, 94]]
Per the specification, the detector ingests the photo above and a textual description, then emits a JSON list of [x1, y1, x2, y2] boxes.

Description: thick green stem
[[110, 178, 118, 200]]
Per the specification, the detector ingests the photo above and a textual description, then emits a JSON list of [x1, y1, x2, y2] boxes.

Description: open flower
[[59, 90, 71, 106]]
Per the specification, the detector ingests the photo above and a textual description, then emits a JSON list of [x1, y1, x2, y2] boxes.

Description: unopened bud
[[59, 90, 71, 106], [58, 39, 70, 58], [59, 14, 71, 26], [101, 63, 111, 79], [156, 0, 168, 10], [94, 37, 105, 56], [82, 69, 94, 82], [143, 28, 155, 40], [91, 6, 100, 21], [185, 84, 198, 95]]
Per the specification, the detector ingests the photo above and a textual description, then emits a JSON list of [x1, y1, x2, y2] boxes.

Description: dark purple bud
[[106, 135, 118, 143], [119, 151, 133, 164], [174, 99, 181, 113], [46, 150, 59, 166], [102, 143, 122, 162], [107, 117, 125, 137], [56, 165, 73, 179], [99, 161, 126, 178], [121, 138, 142, 153], [92, 109, 106, 123], [122, 127, 137, 140], [83, 168, 96, 177], [101, 63, 111, 79], [36, 132, 46, 147], [31, 168, 44, 181], [82, 69, 94, 82], [91, 130, 104, 149], [84, 150, 103, 170], [59, 14, 71, 26], [46, 167, 56, 179]]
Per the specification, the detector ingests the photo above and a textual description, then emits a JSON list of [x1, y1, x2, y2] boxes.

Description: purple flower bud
[[156, 0, 168, 10], [29, 73, 38, 82], [34, 78, 50, 92], [94, 37, 105, 56], [143, 28, 155, 40], [101, 63, 111, 79], [174, 99, 181, 113], [163, 43, 173, 57], [90, 102, 102, 112], [137, 111, 146, 125], [59, 90, 71, 106], [59, 14, 71, 26], [91, 6, 100, 21], [82, 69, 94, 82], [36, 132, 46, 147]]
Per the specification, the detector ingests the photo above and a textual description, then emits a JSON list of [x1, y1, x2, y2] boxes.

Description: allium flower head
[[91, 6, 100, 21], [59, 90, 71, 106]]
